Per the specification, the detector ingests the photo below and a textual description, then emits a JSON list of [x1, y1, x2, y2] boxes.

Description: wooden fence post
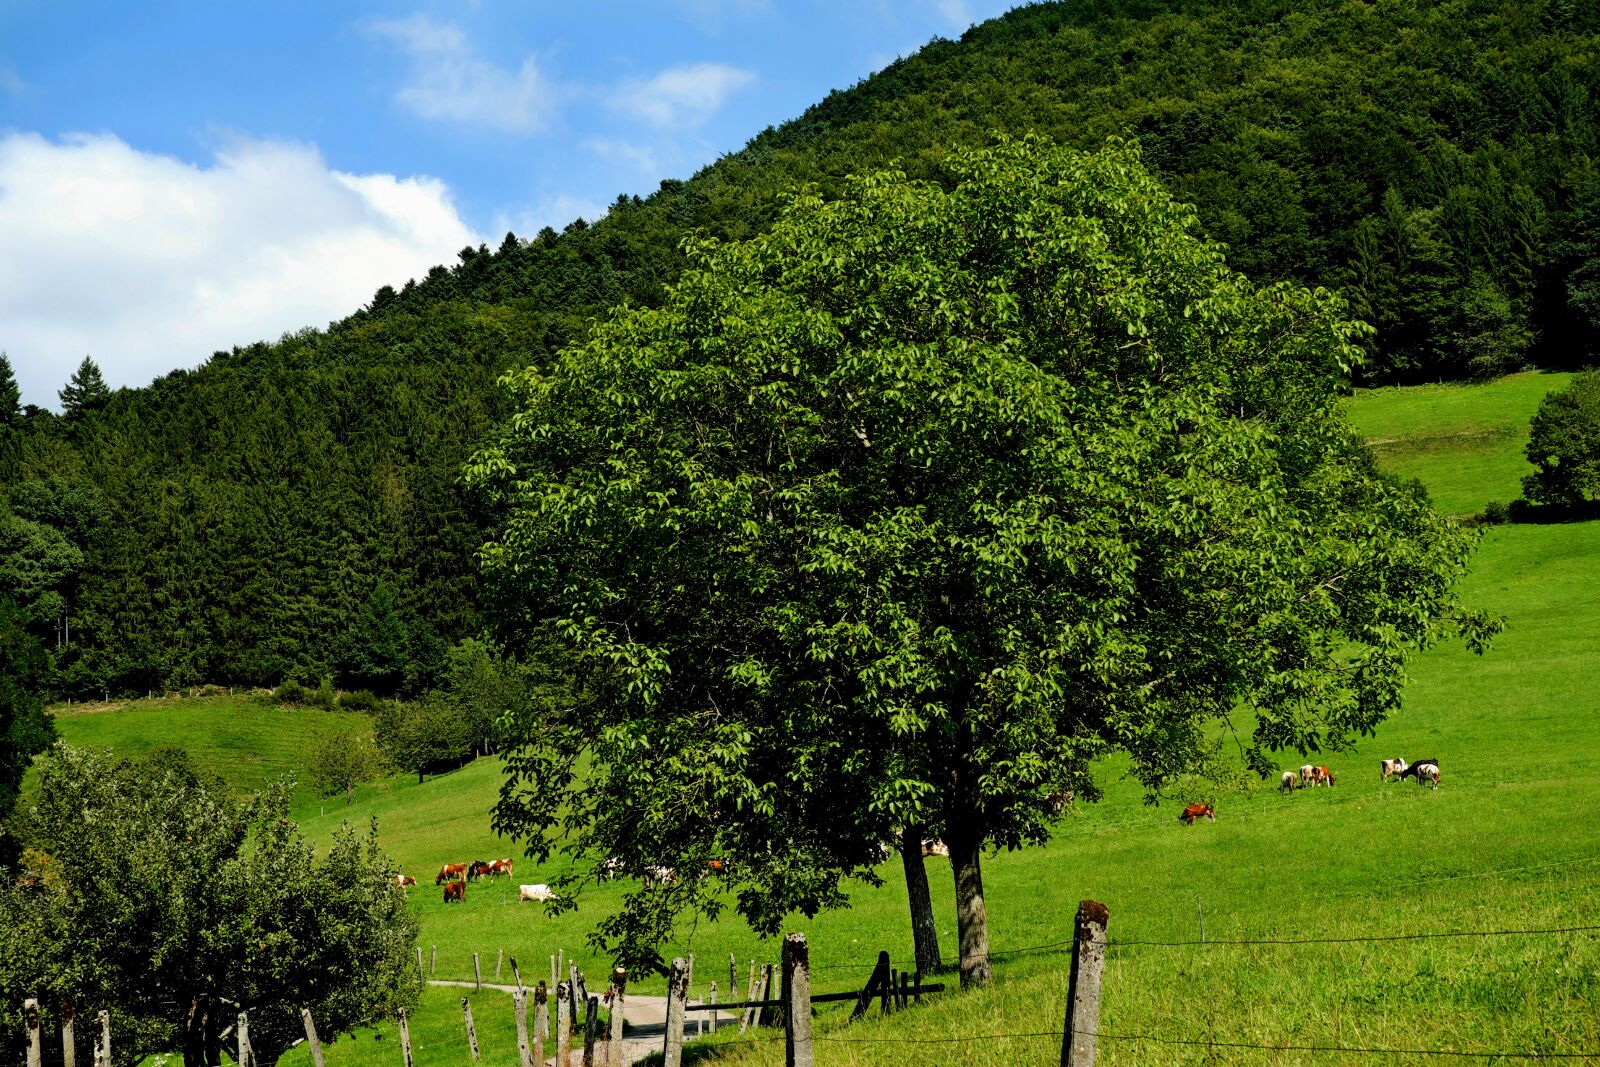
[[514, 990, 532, 1067], [397, 1008, 414, 1067], [510, 955, 524, 992], [61, 1002, 76, 1067], [462, 997, 480, 1061], [557, 950, 564, 990], [729, 953, 737, 1000], [430, 945, 437, 975], [885, 968, 896, 1015], [1061, 899, 1110, 1067], [582, 996, 600, 1067], [534, 982, 550, 1056], [783, 933, 813, 1067], [24, 999, 42, 1067], [661, 956, 689, 1067], [235, 1011, 253, 1067], [551, 954, 557, 991], [416, 946, 425, 982], [708, 981, 718, 1034], [607, 967, 627, 1067], [95, 1010, 110, 1067], [739, 961, 756, 1033], [496, 949, 504, 981], [556, 981, 573, 1067], [474, 952, 483, 992], [573, 965, 587, 1011], [851, 951, 890, 1022], [301, 1008, 326, 1067]]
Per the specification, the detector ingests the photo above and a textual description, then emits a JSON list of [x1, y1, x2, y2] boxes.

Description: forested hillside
[[5, 0, 1599, 696]]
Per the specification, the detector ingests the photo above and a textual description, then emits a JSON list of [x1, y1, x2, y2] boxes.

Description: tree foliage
[[0, 598, 52, 867], [57, 356, 110, 419], [470, 137, 1498, 981], [1523, 370, 1600, 506], [0, 747, 417, 1067]]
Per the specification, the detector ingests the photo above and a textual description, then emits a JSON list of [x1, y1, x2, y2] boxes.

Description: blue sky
[[0, 1, 1019, 407]]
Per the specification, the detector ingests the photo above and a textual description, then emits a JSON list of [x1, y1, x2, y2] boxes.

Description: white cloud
[[367, 14, 554, 135], [608, 62, 755, 129], [0, 131, 481, 408]]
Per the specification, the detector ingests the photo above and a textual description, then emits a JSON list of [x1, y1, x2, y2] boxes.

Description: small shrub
[[1481, 500, 1510, 525], [338, 689, 383, 714], [272, 679, 308, 705], [307, 679, 337, 710]]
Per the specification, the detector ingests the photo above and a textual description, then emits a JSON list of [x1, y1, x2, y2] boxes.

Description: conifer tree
[[58, 356, 111, 418], [0, 353, 20, 429]]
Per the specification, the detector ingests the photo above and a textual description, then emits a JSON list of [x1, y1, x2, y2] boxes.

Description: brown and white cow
[[443, 880, 466, 903], [1279, 770, 1298, 793], [1380, 758, 1409, 782], [394, 874, 417, 889], [1179, 802, 1215, 825], [1310, 765, 1335, 787], [488, 858, 514, 877], [436, 863, 467, 885]]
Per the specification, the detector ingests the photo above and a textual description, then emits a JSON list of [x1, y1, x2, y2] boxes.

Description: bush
[[339, 689, 384, 714], [308, 679, 337, 710], [1480, 500, 1510, 525], [1523, 372, 1600, 506], [272, 679, 307, 704]]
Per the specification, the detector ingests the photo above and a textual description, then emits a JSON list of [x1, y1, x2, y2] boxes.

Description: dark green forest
[[5, 0, 1600, 695]]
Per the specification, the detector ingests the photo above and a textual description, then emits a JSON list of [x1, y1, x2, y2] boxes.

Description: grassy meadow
[[38, 371, 1600, 1065]]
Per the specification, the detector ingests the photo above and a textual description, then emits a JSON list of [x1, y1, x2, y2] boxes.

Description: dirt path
[[428, 980, 738, 1065]]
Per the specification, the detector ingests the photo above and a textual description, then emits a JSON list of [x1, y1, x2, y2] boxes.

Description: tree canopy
[[470, 136, 1497, 982], [0, 598, 52, 868], [57, 356, 110, 419], [1523, 370, 1600, 506], [0, 747, 418, 1067]]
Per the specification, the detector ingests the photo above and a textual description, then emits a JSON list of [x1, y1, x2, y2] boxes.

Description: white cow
[[518, 883, 557, 902]]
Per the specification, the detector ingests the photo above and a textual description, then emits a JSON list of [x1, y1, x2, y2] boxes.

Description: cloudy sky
[[0, 1, 1018, 408]]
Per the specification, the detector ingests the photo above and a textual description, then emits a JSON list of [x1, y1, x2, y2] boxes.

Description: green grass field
[[39, 372, 1600, 1065]]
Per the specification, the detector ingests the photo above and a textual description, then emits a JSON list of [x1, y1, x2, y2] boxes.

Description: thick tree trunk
[[946, 829, 992, 987], [899, 826, 942, 974]]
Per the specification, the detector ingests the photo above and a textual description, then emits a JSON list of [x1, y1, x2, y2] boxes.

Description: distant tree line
[[2, 0, 1599, 696]]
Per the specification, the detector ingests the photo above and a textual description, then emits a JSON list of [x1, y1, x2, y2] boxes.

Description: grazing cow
[[1399, 759, 1439, 784], [1279, 770, 1299, 794], [598, 857, 624, 881], [394, 874, 417, 888], [1311, 765, 1335, 787], [519, 883, 557, 902], [436, 863, 467, 885], [1179, 802, 1215, 825], [443, 880, 466, 903], [1381, 758, 1409, 782], [1046, 790, 1074, 815], [466, 861, 491, 881], [644, 865, 676, 884], [921, 839, 950, 858], [1299, 764, 1316, 787], [488, 858, 514, 877], [1411, 761, 1441, 790]]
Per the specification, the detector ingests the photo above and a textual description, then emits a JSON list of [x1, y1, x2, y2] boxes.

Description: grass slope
[[45, 373, 1600, 1064]]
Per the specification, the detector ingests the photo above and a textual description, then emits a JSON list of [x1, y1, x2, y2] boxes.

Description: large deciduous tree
[[469, 137, 1495, 984], [0, 747, 418, 1067], [0, 598, 53, 868]]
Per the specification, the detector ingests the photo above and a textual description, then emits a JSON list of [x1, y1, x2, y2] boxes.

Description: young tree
[[309, 731, 382, 804], [471, 136, 1496, 984], [1, 747, 417, 1067], [1523, 371, 1600, 506], [0, 352, 20, 429], [57, 355, 111, 418]]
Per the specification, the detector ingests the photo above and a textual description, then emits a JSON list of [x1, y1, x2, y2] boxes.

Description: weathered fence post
[[397, 1007, 415, 1067], [24, 999, 42, 1067], [729, 953, 737, 1000], [573, 964, 587, 1011], [235, 1011, 253, 1067], [708, 981, 718, 1034], [851, 951, 890, 1022], [462, 997, 480, 1060], [535, 982, 550, 1050], [662, 956, 689, 1067], [1061, 900, 1110, 1067], [496, 949, 505, 980], [607, 967, 627, 1067], [430, 945, 437, 975], [557, 950, 564, 990], [885, 968, 896, 1015], [551, 954, 558, 991], [416, 946, 425, 982], [513, 990, 532, 1067], [474, 952, 483, 992], [739, 961, 757, 1033], [756, 964, 774, 1028], [510, 955, 524, 992], [783, 933, 813, 1067], [61, 1002, 76, 1067], [301, 1008, 326, 1067], [95, 1010, 111, 1067], [582, 996, 600, 1067], [556, 981, 573, 1067]]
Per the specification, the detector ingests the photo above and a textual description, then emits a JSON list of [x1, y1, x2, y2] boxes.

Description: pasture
[[36, 371, 1600, 1064]]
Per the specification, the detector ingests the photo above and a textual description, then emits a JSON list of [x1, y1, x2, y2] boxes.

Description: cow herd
[[1180, 756, 1444, 826]]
